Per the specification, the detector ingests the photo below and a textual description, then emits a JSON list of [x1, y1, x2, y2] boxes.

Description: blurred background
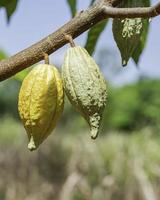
[[0, 0, 160, 200]]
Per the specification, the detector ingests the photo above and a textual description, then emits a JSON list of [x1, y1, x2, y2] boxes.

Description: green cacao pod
[[62, 46, 107, 139], [112, 18, 144, 66], [112, 0, 149, 66], [18, 64, 64, 151], [118, 0, 149, 8]]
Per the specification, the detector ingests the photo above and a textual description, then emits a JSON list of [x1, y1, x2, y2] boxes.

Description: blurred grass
[[0, 118, 159, 199], [0, 114, 24, 146]]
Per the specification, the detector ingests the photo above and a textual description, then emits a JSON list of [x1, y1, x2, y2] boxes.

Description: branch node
[[65, 35, 76, 47], [75, 10, 84, 17]]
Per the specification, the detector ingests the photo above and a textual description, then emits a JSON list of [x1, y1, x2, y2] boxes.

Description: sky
[[0, 0, 159, 86]]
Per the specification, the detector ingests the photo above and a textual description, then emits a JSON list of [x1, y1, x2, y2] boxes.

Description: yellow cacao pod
[[18, 64, 64, 151], [62, 46, 107, 139]]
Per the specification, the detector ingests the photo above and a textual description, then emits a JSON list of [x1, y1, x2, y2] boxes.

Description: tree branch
[[0, 0, 160, 81], [0, 3, 105, 81], [103, 2, 160, 18]]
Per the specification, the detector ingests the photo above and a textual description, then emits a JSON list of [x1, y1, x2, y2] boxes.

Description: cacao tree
[[0, 0, 160, 150], [0, 0, 159, 81]]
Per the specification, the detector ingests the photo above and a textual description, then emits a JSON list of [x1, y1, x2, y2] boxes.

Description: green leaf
[[0, 0, 19, 22], [90, 0, 96, 5], [0, 50, 7, 60], [67, 0, 77, 17], [132, 20, 149, 64], [85, 20, 108, 55]]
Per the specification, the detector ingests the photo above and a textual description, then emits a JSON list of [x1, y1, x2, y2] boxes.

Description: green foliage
[[0, 0, 19, 22], [0, 78, 20, 119], [67, 0, 77, 17], [85, 20, 108, 55], [104, 79, 160, 131], [104, 84, 140, 130]]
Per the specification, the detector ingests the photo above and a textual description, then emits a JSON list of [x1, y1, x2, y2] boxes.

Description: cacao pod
[[112, 0, 148, 66], [18, 64, 64, 151], [62, 46, 107, 139], [112, 18, 144, 66]]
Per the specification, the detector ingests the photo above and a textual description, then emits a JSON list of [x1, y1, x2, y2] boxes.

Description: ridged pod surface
[[112, 0, 148, 66], [113, 18, 144, 66], [62, 46, 107, 139], [18, 64, 64, 151]]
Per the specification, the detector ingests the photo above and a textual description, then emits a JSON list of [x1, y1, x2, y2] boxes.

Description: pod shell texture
[[62, 46, 107, 139], [112, 18, 143, 66], [112, 0, 147, 66], [18, 64, 64, 151]]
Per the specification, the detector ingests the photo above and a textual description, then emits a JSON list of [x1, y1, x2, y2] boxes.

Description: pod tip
[[90, 127, 99, 140], [122, 59, 127, 67], [28, 136, 37, 151]]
